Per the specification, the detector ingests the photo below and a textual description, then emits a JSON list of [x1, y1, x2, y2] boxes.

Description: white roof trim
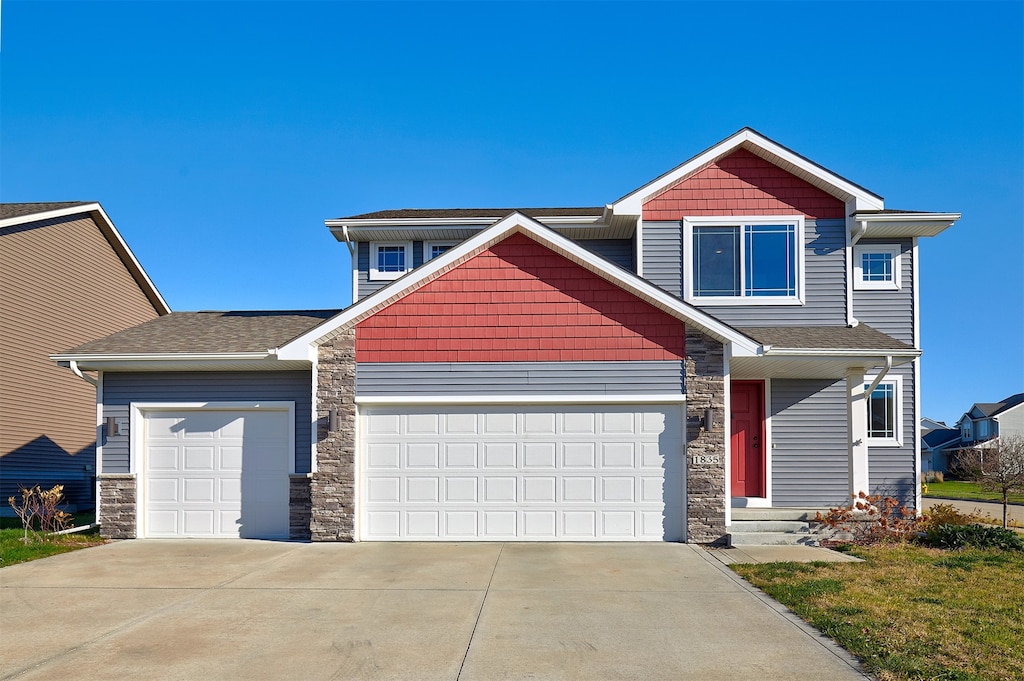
[[2, 202, 171, 315], [278, 212, 763, 360], [611, 128, 885, 216], [53, 352, 272, 363], [326, 215, 605, 228]]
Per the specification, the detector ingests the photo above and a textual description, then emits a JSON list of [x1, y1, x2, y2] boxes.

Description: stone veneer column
[[98, 473, 137, 539], [310, 327, 357, 541], [289, 474, 313, 540], [684, 329, 727, 544]]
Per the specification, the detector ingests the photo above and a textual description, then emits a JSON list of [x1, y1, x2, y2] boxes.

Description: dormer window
[[683, 216, 804, 305], [369, 242, 413, 281], [854, 244, 901, 291]]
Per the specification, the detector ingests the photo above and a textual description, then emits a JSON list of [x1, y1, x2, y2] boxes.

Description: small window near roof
[[854, 244, 901, 291], [426, 241, 457, 260], [369, 242, 413, 281]]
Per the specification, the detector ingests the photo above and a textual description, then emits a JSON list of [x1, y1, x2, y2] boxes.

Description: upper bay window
[[683, 216, 804, 305], [369, 242, 414, 281], [853, 244, 902, 291]]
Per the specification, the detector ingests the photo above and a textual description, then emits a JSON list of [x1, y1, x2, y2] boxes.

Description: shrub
[[920, 471, 945, 484], [815, 492, 924, 546], [924, 523, 1024, 551], [7, 485, 73, 543], [921, 503, 981, 529]]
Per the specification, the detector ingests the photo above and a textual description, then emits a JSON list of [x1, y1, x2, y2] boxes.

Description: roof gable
[[356, 233, 685, 363], [279, 212, 762, 360], [610, 128, 885, 217], [1, 202, 170, 315]]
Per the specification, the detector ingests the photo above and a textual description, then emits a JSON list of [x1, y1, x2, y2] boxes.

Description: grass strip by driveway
[[733, 544, 1024, 681], [0, 528, 105, 567], [923, 480, 1024, 505]]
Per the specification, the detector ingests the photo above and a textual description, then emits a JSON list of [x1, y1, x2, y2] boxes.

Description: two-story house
[[955, 393, 1024, 448], [54, 129, 959, 543]]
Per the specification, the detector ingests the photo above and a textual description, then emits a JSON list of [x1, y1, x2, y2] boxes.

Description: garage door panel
[[361, 405, 684, 541], [143, 409, 290, 539]]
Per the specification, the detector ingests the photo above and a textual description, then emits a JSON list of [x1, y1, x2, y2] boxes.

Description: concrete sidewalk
[[1, 541, 870, 680], [922, 497, 1024, 525]]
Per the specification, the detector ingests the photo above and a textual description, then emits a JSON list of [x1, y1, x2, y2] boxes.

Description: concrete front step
[[731, 507, 826, 522], [728, 531, 821, 546], [729, 520, 810, 533]]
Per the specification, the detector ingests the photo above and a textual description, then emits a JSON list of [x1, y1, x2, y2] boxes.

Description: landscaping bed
[[1, 511, 105, 568]]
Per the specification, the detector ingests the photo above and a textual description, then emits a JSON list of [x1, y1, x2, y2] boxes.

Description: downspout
[[68, 360, 98, 387], [341, 224, 355, 257], [866, 355, 893, 396], [846, 219, 868, 328]]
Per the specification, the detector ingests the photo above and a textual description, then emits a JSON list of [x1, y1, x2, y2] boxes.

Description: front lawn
[[924, 480, 1024, 505], [733, 544, 1024, 681]]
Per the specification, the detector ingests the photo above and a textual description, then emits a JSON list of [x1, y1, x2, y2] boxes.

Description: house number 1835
[[691, 455, 721, 465]]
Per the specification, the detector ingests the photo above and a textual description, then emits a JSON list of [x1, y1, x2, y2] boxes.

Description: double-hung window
[[683, 216, 804, 305], [865, 374, 903, 447], [853, 244, 901, 291], [369, 242, 414, 281]]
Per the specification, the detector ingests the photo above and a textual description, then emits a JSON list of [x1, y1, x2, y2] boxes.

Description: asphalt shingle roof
[[973, 393, 1024, 417], [337, 207, 604, 220], [62, 310, 342, 355], [738, 325, 914, 351], [0, 202, 93, 220]]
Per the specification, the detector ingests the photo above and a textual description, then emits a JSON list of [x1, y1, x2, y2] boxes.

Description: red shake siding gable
[[643, 148, 845, 221], [356, 233, 686, 362]]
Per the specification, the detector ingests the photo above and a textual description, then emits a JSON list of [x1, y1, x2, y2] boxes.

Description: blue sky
[[2, 1, 1021, 424]]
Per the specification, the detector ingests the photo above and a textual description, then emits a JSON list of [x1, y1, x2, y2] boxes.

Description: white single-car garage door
[[360, 404, 684, 541], [142, 408, 291, 538]]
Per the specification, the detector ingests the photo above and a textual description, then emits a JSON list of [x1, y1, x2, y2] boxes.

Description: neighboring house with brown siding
[[0, 202, 168, 514]]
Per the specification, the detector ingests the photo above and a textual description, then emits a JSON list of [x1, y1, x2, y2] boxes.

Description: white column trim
[[847, 369, 869, 495]]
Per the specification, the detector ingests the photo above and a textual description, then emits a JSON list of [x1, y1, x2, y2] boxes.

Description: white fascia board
[[764, 347, 920, 359], [3, 203, 171, 314], [611, 129, 885, 216], [282, 211, 763, 359], [52, 352, 272, 362]]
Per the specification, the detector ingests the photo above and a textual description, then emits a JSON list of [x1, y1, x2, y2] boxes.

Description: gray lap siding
[[100, 371, 313, 474], [867, 363, 917, 506], [356, 361, 685, 396], [770, 378, 850, 507]]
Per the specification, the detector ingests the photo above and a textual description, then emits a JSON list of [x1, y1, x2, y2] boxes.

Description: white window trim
[[865, 374, 904, 447], [853, 244, 902, 291], [682, 215, 805, 306], [369, 241, 414, 281], [425, 241, 458, 261]]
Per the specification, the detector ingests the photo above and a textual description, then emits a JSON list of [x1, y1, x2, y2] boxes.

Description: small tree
[[952, 434, 1024, 529]]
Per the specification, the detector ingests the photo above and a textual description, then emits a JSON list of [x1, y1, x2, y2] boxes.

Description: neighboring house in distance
[[921, 421, 960, 474], [0, 202, 169, 514], [955, 393, 1024, 448], [54, 129, 960, 544]]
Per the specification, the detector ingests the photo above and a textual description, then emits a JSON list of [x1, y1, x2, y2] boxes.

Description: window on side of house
[[865, 375, 903, 447], [977, 419, 990, 439], [853, 244, 901, 291], [369, 242, 414, 281], [684, 216, 804, 305], [425, 241, 457, 260]]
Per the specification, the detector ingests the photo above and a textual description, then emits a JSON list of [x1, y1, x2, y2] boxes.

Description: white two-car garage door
[[142, 408, 291, 539], [360, 405, 684, 541]]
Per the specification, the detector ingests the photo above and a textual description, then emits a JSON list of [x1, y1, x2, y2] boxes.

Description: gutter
[[340, 224, 355, 257]]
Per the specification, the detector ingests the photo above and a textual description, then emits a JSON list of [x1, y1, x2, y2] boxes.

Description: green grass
[[733, 544, 1024, 681], [0, 512, 103, 567], [924, 480, 1024, 505]]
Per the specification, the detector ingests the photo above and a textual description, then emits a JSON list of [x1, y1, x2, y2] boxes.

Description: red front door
[[731, 380, 766, 498]]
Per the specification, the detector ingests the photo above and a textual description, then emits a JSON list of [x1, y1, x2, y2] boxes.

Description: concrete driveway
[[1, 541, 868, 680]]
